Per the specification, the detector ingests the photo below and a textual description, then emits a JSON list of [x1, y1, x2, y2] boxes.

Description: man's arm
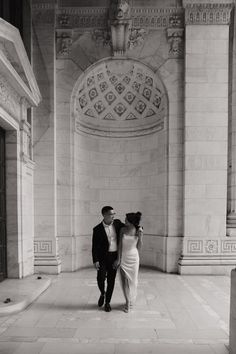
[[92, 228, 100, 269]]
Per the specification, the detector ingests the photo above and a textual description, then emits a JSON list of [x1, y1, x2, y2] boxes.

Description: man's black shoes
[[104, 303, 111, 312], [98, 294, 105, 307]]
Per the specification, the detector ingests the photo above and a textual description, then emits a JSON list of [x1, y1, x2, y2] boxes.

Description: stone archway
[[71, 58, 169, 270]]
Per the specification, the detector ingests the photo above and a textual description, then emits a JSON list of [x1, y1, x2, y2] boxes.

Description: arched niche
[[71, 58, 168, 270]]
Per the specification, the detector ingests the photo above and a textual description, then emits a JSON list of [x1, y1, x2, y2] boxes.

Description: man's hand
[[113, 259, 120, 270], [94, 261, 100, 270]]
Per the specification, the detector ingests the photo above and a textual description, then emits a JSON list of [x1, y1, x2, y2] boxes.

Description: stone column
[[179, 0, 236, 274], [32, 1, 61, 274], [227, 6, 236, 237]]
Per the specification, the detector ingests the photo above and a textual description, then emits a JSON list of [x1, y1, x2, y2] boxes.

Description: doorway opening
[[0, 127, 7, 281]]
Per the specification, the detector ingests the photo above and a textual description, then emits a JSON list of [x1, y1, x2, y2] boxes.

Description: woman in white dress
[[117, 212, 143, 313]]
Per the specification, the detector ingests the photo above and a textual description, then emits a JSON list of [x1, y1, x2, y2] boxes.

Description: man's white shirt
[[103, 221, 118, 252]]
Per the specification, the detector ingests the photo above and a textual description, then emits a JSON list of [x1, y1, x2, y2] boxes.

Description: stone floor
[[0, 268, 230, 354]]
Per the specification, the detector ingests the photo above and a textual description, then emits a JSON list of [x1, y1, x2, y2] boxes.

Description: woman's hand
[[137, 226, 143, 237]]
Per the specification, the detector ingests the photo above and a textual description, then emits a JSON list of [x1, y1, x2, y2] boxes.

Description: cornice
[[31, 3, 57, 10], [56, 7, 184, 29], [0, 19, 41, 106], [185, 3, 234, 25]]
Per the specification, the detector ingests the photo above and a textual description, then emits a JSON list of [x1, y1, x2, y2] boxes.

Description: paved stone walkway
[[0, 268, 230, 354]]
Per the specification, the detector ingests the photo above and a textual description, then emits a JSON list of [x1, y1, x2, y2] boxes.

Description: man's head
[[102, 206, 116, 225]]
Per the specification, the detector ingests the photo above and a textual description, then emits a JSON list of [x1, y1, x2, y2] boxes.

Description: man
[[92, 206, 124, 312]]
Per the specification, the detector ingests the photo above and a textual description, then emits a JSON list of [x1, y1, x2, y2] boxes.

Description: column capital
[[183, 1, 234, 25]]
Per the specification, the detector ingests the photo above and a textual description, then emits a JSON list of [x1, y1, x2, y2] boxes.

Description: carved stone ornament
[[73, 59, 167, 138], [56, 30, 73, 58], [109, 0, 132, 56], [20, 119, 32, 162], [167, 28, 184, 59], [92, 29, 111, 48], [0, 75, 21, 120], [128, 28, 147, 50], [186, 238, 236, 255], [56, 6, 184, 30], [110, 0, 131, 20], [185, 3, 233, 25]]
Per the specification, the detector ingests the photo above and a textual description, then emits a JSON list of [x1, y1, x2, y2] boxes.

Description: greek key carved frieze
[[187, 239, 236, 255], [221, 240, 236, 253], [185, 4, 233, 25], [34, 240, 53, 254], [187, 240, 203, 253]]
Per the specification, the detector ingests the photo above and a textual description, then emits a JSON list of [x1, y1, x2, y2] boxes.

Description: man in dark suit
[[92, 206, 124, 312]]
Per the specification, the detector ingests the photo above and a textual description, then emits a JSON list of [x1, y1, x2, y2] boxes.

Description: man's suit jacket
[[92, 219, 124, 264]]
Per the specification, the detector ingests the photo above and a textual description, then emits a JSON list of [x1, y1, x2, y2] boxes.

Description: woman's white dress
[[120, 234, 139, 303]]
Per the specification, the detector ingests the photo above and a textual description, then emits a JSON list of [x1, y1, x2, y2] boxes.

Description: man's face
[[103, 209, 116, 225]]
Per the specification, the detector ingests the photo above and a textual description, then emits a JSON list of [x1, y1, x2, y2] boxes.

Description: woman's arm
[[136, 227, 143, 250], [117, 228, 124, 263], [113, 227, 124, 269]]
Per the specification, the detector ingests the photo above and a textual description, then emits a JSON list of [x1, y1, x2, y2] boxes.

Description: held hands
[[113, 259, 120, 270], [94, 261, 100, 270]]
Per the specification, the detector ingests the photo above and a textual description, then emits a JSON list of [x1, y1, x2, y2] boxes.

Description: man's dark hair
[[101, 206, 114, 215]]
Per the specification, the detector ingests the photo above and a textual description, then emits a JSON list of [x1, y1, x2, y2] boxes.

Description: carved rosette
[[167, 28, 184, 59], [185, 3, 233, 25]]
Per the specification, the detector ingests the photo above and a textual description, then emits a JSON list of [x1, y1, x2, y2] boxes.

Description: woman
[[117, 212, 143, 313]]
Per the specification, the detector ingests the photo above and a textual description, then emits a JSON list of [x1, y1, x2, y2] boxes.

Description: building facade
[[1, 0, 236, 279]]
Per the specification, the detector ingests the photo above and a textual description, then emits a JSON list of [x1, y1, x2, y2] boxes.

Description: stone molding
[[56, 7, 184, 29], [31, 3, 56, 10], [185, 3, 234, 25], [0, 19, 41, 106]]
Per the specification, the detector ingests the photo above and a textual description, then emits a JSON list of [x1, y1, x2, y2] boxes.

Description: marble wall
[[32, 0, 185, 273], [230, 269, 236, 354], [74, 130, 167, 269], [54, 23, 183, 272]]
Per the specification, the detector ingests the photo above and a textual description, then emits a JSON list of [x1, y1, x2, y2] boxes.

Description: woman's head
[[125, 212, 142, 229]]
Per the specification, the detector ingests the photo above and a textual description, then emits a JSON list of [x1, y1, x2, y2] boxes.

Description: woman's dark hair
[[126, 211, 142, 230], [101, 206, 114, 215]]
